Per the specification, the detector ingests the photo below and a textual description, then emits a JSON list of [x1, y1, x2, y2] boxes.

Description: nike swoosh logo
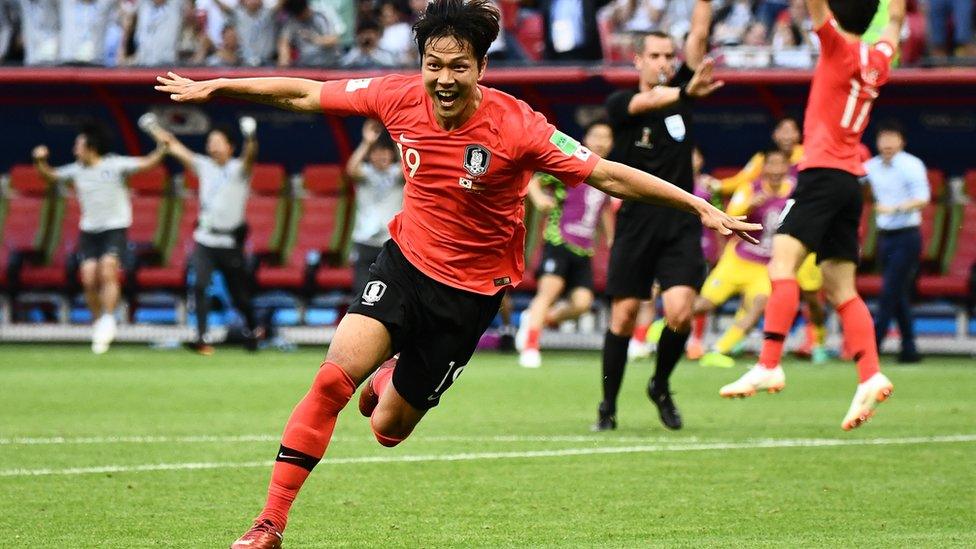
[[277, 452, 302, 460], [399, 134, 419, 143]]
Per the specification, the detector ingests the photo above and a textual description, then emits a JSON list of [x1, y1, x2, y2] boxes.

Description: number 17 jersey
[[800, 18, 894, 176]]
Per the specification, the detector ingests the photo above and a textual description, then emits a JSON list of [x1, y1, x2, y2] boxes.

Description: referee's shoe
[[647, 380, 682, 430]]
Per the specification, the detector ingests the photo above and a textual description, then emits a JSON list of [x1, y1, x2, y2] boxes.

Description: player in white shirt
[[32, 122, 168, 354], [145, 115, 260, 355]]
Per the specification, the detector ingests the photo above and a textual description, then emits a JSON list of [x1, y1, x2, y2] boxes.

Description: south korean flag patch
[[664, 114, 686, 142]]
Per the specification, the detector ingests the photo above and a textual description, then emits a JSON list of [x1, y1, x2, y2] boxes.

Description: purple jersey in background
[[538, 174, 610, 256], [733, 178, 793, 263]]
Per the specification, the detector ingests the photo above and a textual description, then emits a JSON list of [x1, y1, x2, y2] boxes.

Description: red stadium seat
[[916, 203, 976, 298], [17, 197, 82, 290], [127, 167, 170, 262], [136, 198, 198, 289], [1, 167, 53, 288], [249, 163, 287, 195], [711, 166, 742, 180], [964, 169, 976, 198], [926, 168, 945, 199], [514, 12, 544, 62], [301, 164, 344, 196]]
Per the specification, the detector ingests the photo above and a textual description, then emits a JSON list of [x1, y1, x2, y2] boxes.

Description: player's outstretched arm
[[586, 158, 762, 243], [526, 174, 557, 213], [134, 142, 169, 173], [155, 72, 323, 112], [685, 0, 713, 69]]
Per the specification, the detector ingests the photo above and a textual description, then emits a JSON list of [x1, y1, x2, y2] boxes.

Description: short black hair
[[827, 0, 880, 35], [369, 134, 397, 155], [633, 31, 672, 54], [78, 122, 111, 155], [209, 124, 238, 148], [283, 0, 309, 17], [775, 116, 800, 131], [357, 18, 382, 35], [412, 0, 500, 66], [876, 118, 905, 138]]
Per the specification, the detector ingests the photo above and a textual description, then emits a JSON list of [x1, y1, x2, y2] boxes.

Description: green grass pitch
[[1, 345, 974, 547]]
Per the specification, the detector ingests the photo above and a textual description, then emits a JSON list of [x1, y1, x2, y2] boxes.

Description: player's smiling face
[[422, 36, 485, 130]]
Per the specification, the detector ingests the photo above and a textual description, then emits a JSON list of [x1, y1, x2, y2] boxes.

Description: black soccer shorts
[[347, 240, 504, 410], [535, 242, 595, 292], [606, 209, 705, 299], [78, 228, 128, 262], [777, 168, 863, 264]]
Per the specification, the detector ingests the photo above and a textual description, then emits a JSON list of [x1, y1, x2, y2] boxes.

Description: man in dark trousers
[[864, 120, 928, 363], [595, 0, 724, 431]]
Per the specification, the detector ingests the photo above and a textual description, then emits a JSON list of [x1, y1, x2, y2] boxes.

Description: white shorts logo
[[361, 281, 387, 306]]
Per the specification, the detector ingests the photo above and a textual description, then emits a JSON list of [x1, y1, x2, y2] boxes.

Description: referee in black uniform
[[595, 0, 723, 431]]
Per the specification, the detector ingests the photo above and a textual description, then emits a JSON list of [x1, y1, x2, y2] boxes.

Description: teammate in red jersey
[[156, 1, 758, 547], [719, 0, 904, 431]]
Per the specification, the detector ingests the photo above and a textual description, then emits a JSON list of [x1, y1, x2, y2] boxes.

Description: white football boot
[[719, 364, 786, 398], [841, 372, 894, 431]]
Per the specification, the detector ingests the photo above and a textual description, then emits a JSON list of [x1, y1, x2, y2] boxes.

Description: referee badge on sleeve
[[664, 114, 686, 142]]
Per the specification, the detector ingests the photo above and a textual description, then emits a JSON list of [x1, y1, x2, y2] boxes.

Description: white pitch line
[[0, 434, 700, 445], [1, 434, 974, 478]]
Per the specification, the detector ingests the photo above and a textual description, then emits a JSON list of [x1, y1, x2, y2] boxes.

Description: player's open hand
[[700, 205, 762, 244], [155, 72, 216, 103], [686, 58, 724, 99]]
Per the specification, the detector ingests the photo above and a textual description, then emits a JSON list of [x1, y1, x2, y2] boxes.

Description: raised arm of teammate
[[239, 116, 259, 173], [685, 0, 713, 69], [155, 72, 323, 112], [31, 145, 58, 183], [132, 141, 169, 173], [805, 0, 830, 28], [345, 119, 381, 181], [586, 158, 761, 243], [879, 0, 905, 47]]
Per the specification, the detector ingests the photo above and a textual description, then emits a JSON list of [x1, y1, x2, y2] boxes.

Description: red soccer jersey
[[799, 18, 895, 176], [319, 74, 600, 294]]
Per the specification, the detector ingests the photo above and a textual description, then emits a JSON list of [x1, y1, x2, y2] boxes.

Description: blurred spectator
[[927, 0, 974, 58], [102, 0, 137, 66], [221, 0, 277, 66], [18, 0, 59, 65], [864, 120, 928, 363], [659, 0, 694, 41], [0, 0, 18, 62], [486, 0, 527, 61], [377, 0, 413, 64], [199, 22, 241, 65], [346, 119, 404, 297], [771, 0, 812, 48], [278, 0, 342, 67], [131, 0, 185, 66], [537, 0, 612, 61], [59, 0, 116, 65], [604, 0, 665, 33], [712, 0, 756, 46], [196, 0, 228, 48], [311, 0, 353, 47], [177, 4, 206, 62], [741, 20, 767, 46], [407, 0, 427, 21], [340, 18, 396, 67]]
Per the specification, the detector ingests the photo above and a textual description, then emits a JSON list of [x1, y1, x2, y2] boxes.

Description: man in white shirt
[[31, 122, 168, 354], [147, 116, 260, 355], [18, 0, 60, 65]]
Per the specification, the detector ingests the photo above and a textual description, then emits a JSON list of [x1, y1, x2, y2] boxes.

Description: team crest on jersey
[[463, 145, 492, 177], [361, 281, 387, 306], [664, 114, 686, 142]]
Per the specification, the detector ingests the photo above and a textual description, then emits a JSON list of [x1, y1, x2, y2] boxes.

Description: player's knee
[[665, 309, 692, 332], [310, 361, 356, 412], [369, 413, 408, 448]]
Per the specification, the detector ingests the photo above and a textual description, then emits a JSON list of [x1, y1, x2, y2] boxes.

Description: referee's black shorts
[[347, 240, 503, 411], [777, 168, 862, 264], [606, 206, 705, 299]]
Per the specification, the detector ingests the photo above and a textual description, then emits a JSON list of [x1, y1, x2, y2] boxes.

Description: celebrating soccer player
[[516, 120, 615, 369], [31, 123, 168, 354], [594, 0, 723, 432], [155, 1, 758, 546], [719, 0, 905, 431], [141, 114, 263, 355]]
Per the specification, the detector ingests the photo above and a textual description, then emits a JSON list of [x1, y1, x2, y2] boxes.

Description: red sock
[[836, 297, 880, 382], [526, 328, 541, 350], [259, 361, 355, 531], [633, 324, 649, 343], [692, 314, 706, 341], [758, 279, 800, 368], [372, 362, 394, 396]]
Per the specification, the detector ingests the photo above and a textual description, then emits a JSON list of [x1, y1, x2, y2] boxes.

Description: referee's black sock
[[653, 326, 690, 391], [601, 330, 631, 414]]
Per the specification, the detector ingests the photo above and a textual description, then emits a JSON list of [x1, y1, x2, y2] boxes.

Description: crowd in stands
[[0, 0, 972, 68]]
